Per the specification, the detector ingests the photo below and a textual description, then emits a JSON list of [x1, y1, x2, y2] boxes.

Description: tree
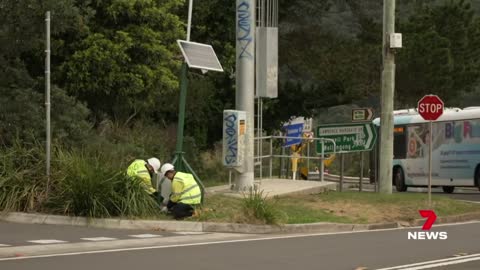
[[61, 0, 185, 122], [0, 0, 91, 145], [396, 0, 480, 106]]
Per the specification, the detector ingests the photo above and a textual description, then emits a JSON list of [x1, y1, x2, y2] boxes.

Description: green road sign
[[316, 123, 377, 154]]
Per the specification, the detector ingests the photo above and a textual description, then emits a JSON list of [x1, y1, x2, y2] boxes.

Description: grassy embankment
[[191, 191, 480, 225]]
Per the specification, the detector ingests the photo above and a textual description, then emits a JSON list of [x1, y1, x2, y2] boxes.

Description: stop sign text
[[417, 95, 444, 121]]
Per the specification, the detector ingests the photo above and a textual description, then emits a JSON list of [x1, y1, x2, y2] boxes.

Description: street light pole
[[378, 0, 396, 194], [45, 11, 51, 197]]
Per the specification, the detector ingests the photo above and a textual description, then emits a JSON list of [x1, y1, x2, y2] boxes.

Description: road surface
[[1, 221, 479, 270]]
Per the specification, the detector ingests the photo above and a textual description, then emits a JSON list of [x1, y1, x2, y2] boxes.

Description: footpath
[[1, 179, 479, 234]]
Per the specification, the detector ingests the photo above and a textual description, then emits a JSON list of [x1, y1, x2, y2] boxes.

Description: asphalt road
[[0, 221, 183, 246], [1, 222, 479, 270]]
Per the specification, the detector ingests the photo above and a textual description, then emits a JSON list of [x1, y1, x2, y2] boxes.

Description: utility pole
[[235, 0, 255, 191], [379, 0, 395, 194]]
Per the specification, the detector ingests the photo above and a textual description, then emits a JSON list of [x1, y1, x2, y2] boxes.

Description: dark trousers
[[167, 201, 194, 220]]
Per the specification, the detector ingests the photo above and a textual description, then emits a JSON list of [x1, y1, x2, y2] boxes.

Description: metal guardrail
[[321, 173, 370, 184], [253, 135, 336, 182]]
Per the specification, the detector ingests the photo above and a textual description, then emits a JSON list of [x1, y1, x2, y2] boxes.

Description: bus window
[[393, 125, 406, 159], [407, 124, 428, 159]]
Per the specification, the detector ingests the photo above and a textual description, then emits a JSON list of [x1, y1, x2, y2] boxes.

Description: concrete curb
[[1, 211, 479, 235], [0, 212, 400, 234], [409, 211, 480, 227]]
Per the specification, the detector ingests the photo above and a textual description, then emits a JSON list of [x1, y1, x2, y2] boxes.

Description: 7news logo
[[407, 210, 448, 240]]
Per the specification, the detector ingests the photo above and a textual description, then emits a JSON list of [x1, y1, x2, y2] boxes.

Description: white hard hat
[[147, 157, 161, 173], [160, 163, 175, 176]]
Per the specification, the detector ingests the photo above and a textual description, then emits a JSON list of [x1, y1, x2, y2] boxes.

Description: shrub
[[0, 140, 47, 212], [241, 189, 287, 225], [47, 148, 160, 218]]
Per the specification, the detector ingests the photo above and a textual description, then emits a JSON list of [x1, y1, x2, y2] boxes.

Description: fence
[[252, 135, 374, 191], [253, 135, 335, 181]]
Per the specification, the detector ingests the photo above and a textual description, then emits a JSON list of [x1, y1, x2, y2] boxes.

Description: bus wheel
[[394, 167, 407, 192], [442, 186, 455, 194]]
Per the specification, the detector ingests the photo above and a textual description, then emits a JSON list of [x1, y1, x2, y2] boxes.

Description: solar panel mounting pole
[[173, 0, 194, 173], [174, 11, 223, 202]]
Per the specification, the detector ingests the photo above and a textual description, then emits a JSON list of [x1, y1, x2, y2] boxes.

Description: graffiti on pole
[[237, 1, 253, 60]]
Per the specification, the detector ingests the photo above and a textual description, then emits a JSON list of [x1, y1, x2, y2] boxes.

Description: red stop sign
[[417, 95, 444, 121]]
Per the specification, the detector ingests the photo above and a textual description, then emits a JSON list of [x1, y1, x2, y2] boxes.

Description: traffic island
[[1, 192, 479, 234]]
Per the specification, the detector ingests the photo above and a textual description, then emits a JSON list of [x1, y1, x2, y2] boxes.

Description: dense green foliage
[[48, 148, 160, 218], [0, 141, 162, 217], [3, 0, 480, 145], [0, 141, 47, 212], [2, 0, 480, 217]]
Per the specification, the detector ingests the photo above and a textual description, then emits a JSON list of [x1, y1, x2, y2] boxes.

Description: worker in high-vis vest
[[126, 157, 161, 195], [160, 163, 201, 219]]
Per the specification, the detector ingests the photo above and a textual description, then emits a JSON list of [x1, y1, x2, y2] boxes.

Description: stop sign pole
[[417, 94, 444, 207]]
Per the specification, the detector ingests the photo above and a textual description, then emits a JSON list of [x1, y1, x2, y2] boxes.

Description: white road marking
[[27, 240, 68, 244], [457, 199, 480, 204], [1, 221, 478, 262], [0, 244, 10, 247], [129, 234, 163, 238], [80, 237, 117, 241], [376, 253, 480, 270], [174, 232, 206, 235]]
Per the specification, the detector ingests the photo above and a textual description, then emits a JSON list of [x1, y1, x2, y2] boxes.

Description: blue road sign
[[283, 122, 304, 147]]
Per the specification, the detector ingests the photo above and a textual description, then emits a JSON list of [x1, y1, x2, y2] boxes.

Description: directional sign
[[283, 117, 304, 147], [316, 123, 377, 154], [283, 122, 304, 147], [352, 108, 373, 122]]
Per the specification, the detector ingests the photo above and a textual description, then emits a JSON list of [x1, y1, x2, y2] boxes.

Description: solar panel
[[177, 40, 223, 72]]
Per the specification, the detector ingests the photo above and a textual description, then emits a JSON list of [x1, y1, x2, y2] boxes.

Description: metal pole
[[187, 0, 193, 41], [378, 0, 396, 194], [174, 0, 193, 171], [320, 140, 325, 182], [360, 152, 364, 192], [260, 98, 263, 181], [307, 141, 310, 174], [174, 63, 188, 171], [375, 143, 378, 193], [281, 143, 286, 178], [428, 120, 433, 207], [269, 136, 273, 179], [256, 98, 260, 178], [340, 153, 344, 192], [45, 11, 51, 196], [235, 0, 255, 191]]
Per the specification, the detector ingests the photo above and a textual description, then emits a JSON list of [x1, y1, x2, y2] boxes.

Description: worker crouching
[[160, 163, 202, 220]]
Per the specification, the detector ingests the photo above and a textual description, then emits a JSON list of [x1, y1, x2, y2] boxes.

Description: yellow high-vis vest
[[170, 172, 201, 205], [126, 159, 155, 194]]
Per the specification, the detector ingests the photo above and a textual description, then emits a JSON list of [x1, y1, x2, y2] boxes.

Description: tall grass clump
[[47, 148, 160, 218], [0, 140, 47, 212], [241, 189, 287, 225]]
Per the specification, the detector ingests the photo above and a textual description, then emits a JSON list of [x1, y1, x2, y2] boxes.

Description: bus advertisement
[[372, 107, 480, 193]]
